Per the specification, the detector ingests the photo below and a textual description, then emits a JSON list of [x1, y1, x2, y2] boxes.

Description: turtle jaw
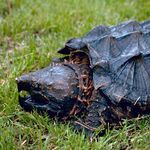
[[16, 76, 76, 118], [16, 76, 50, 113], [16, 76, 33, 112]]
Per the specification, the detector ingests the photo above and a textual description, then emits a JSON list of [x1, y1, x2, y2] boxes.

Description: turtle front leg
[[74, 90, 122, 137]]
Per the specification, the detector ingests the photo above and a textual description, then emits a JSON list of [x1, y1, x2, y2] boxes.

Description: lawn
[[0, 0, 150, 149]]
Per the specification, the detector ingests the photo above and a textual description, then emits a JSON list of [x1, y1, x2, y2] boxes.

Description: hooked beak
[[16, 73, 50, 113]]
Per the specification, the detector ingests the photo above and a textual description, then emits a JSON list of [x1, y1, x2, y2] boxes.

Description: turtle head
[[16, 52, 93, 120]]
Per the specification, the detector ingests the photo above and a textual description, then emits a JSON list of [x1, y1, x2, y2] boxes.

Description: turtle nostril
[[19, 90, 30, 98]]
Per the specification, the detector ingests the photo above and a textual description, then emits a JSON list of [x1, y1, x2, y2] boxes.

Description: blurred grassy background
[[0, 0, 150, 149]]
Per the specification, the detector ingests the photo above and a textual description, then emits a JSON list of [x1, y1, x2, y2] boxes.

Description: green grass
[[0, 0, 150, 149]]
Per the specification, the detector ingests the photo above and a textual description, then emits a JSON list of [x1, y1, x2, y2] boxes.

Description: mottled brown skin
[[17, 20, 150, 137]]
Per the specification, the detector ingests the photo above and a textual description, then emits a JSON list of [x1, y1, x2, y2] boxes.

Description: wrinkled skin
[[17, 20, 150, 137]]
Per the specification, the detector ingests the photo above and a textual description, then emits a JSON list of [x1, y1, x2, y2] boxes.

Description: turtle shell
[[58, 20, 150, 54], [59, 20, 150, 112]]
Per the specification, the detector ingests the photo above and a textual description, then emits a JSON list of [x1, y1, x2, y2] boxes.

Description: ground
[[0, 0, 150, 149]]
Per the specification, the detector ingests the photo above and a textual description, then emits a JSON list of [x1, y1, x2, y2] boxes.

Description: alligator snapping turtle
[[16, 20, 150, 136]]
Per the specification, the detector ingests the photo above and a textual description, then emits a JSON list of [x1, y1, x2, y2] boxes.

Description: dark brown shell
[[59, 20, 150, 110]]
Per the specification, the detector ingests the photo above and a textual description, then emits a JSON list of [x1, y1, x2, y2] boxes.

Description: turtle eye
[[19, 90, 30, 98]]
